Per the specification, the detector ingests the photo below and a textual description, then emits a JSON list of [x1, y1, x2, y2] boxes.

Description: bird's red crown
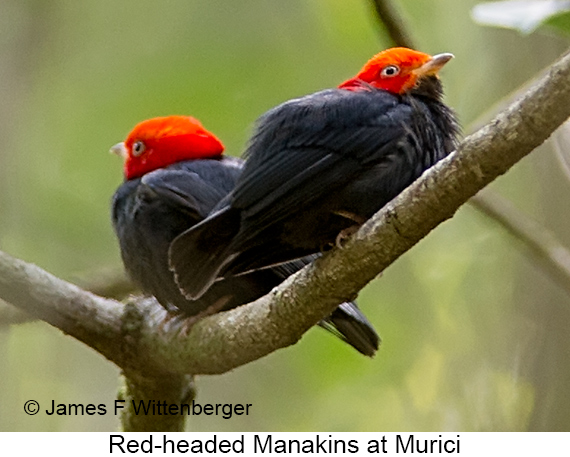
[[339, 47, 453, 94], [112, 116, 224, 180]]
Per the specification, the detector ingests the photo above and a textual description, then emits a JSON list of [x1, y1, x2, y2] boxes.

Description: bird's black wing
[[169, 89, 417, 298], [231, 88, 415, 241], [115, 162, 380, 355], [139, 159, 242, 218], [112, 159, 242, 312]]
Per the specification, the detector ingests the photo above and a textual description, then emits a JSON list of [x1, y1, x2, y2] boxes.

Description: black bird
[[168, 48, 459, 300], [111, 116, 380, 356]]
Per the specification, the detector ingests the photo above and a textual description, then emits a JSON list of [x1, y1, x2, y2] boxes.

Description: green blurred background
[[1, 0, 569, 431]]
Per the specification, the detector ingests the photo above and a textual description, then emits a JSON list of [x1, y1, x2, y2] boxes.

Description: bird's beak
[[110, 142, 128, 158], [414, 53, 454, 77]]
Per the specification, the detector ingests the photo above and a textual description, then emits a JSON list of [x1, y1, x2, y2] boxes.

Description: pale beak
[[415, 53, 454, 77], [110, 142, 128, 158]]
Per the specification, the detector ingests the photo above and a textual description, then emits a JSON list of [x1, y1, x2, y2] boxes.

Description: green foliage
[[472, 0, 570, 36]]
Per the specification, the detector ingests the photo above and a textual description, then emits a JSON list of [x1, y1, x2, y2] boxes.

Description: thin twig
[[74, 267, 135, 299], [369, 0, 416, 48], [0, 302, 31, 325], [471, 190, 570, 296]]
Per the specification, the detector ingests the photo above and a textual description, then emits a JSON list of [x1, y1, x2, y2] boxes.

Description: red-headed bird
[[169, 47, 459, 299], [111, 116, 379, 356]]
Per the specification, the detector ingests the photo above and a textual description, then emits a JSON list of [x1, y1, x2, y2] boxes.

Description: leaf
[[472, 0, 570, 35], [545, 9, 570, 35]]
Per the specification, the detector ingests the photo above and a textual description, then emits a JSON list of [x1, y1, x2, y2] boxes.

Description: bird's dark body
[[113, 157, 246, 315], [112, 157, 379, 356], [170, 78, 458, 298]]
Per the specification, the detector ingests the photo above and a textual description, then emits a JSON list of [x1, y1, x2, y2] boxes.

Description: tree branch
[[0, 49, 569, 376], [118, 372, 195, 432], [368, 0, 415, 48], [75, 267, 135, 299], [0, 251, 124, 359], [0, 266, 134, 327], [0, 301, 32, 325], [471, 190, 570, 297]]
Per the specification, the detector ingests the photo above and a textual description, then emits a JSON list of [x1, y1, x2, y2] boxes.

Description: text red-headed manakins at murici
[[169, 47, 459, 300], [111, 116, 379, 356]]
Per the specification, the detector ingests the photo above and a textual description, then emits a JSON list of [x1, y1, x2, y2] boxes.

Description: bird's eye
[[132, 141, 146, 157], [381, 65, 400, 77]]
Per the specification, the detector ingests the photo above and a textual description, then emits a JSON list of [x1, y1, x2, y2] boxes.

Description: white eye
[[132, 141, 146, 157], [381, 65, 400, 77]]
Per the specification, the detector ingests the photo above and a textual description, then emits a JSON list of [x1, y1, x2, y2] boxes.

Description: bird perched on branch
[[111, 116, 379, 356], [169, 47, 459, 300]]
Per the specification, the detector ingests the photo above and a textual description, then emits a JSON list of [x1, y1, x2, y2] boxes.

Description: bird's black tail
[[169, 206, 242, 299], [271, 256, 379, 357], [319, 302, 380, 357]]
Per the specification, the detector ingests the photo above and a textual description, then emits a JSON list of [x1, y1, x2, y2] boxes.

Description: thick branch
[[118, 372, 195, 432], [0, 251, 125, 358], [0, 49, 569, 377]]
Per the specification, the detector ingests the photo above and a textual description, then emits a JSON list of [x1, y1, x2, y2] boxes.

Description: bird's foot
[[157, 311, 202, 337], [335, 224, 360, 248], [177, 314, 202, 337], [169, 295, 233, 338]]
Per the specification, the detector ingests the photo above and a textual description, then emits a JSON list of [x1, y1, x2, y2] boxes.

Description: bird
[[168, 47, 459, 300], [111, 115, 380, 356]]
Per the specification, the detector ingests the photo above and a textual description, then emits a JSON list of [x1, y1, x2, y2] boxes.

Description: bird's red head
[[339, 47, 453, 95], [111, 116, 224, 180]]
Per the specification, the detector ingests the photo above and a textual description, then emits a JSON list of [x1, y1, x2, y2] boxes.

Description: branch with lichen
[[0, 48, 569, 379]]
